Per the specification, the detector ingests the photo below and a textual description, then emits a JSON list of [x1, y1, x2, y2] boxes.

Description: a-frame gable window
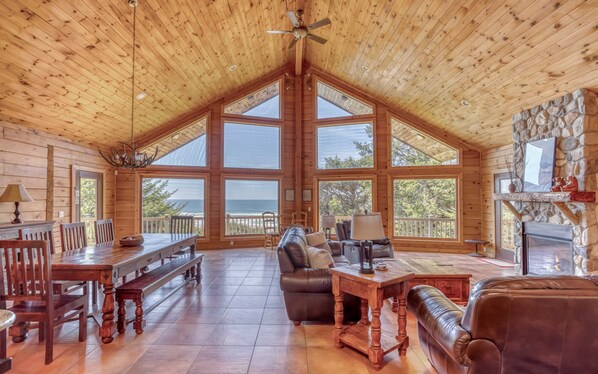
[[144, 116, 208, 167], [316, 81, 374, 119], [224, 81, 281, 119], [390, 117, 459, 167]]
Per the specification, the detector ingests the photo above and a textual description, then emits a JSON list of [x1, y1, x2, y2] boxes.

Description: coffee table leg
[[396, 284, 409, 356], [100, 281, 116, 344], [331, 275, 344, 348], [368, 292, 384, 369], [359, 298, 370, 325]]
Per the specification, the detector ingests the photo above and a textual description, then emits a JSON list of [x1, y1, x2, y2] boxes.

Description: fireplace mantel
[[493, 191, 596, 225]]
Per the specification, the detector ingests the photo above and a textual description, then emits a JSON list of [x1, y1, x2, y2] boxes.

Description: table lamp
[[320, 214, 336, 240], [351, 212, 385, 274], [0, 184, 34, 224]]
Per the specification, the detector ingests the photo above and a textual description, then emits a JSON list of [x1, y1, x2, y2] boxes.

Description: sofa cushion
[[280, 268, 332, 293], [306, 231, 332, 253], [283, 227, 310, 268], [306, 246, 334, 269]]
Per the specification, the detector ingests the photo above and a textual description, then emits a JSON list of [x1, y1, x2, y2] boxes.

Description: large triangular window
[[390, 117, 459, 167], [143, 117, 207, 167], [316, 81, 374, 119], [224, 81, 281, 119]]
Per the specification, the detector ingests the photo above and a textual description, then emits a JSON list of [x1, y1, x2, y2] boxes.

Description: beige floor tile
[[304, 324, 335, 347], [187, 346, 254, 374], [9, 343, 97, 374], [154, 324, 217, 345], [256, 324, 306, 346], [265, 295, 285, 308], [242, 277, 273, 286], [235, 285, 271, 296], [219, 308, 264, 324], [204, 324, 259, 345], [248, 346, 308, 374], [189, 294, 234, 307], [65, 344, 150, 374], [229, 295, 267, 308], [261, 307, 293, 324], [175, 307, 226, 324]]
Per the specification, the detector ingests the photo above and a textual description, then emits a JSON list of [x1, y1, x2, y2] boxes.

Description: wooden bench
[[116, 252, 203, 334]]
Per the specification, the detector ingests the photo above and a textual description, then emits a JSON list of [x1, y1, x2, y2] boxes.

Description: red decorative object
[[561, 176, 579, 192], [551, 177, 565, 192]]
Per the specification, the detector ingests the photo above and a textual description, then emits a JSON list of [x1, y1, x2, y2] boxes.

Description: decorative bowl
[[119, 235, 144, 247]]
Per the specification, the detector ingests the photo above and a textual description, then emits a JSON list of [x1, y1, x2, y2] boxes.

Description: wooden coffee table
[[330, 263, 415, 370]]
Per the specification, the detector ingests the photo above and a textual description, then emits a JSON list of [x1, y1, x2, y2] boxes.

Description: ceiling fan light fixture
[[361, 65, 370, 72], [136, 91, 146, 100], [461, 100, 471, 107], [228, 64, 238, 72]]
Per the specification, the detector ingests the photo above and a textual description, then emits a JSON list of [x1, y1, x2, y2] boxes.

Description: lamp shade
[[350, 212, 385, 240], [320, 214, 336, 229], [0, 184, 34, 203]]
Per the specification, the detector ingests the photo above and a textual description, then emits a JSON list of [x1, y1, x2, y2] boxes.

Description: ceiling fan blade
[[288, 38, 299, 50], [307, 18, 331, 30], [307, 33, 327, 44], [266, 30, 292, 34], [287, 11, 300, 28]]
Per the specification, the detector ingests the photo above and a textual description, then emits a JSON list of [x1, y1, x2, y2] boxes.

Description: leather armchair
[[277, 226, 361, 325], [335, 220, 394, 264], [407, 275, 598, 374]]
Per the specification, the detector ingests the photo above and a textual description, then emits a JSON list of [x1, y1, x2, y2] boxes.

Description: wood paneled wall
[[480, 144, 513, 257], [0, 121, 115, 250]]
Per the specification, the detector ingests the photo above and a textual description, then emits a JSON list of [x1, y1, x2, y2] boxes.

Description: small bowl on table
[[119, 235, 144, 247]]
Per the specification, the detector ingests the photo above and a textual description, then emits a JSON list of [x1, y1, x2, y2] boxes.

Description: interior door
[[74, 170, 103, 244], [494, 172, 515, 262]]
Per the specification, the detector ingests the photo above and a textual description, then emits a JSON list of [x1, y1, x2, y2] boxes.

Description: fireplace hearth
[[522, 222, 573, 275]]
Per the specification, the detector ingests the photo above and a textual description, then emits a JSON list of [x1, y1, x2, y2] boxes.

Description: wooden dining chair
[[262, 212, 279, 250], [61, 223, 98, 305], [0, 240, 87, 365], [94, 219, 114, 245], [20, 226, 88, 299], [170, 215, 194, 234], [291, 211, 313, 233]]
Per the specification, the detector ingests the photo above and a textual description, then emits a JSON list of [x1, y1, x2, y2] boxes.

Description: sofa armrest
[[280, 268, 332, 293], [407, 285, 471, 366], [327, 240, 343, 256]]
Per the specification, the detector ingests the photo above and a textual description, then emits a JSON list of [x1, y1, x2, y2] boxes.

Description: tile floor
[[6, 249, 515, 373]]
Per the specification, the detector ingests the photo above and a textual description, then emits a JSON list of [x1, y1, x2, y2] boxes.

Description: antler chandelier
[[100, 0, 158, 170]]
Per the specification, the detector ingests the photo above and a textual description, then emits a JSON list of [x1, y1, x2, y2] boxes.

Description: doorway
[[74, 170, 104, 244], [494, 172, 515, 262]]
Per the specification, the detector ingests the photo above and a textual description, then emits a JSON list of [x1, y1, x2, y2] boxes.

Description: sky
[[153, 90, 365, 200]]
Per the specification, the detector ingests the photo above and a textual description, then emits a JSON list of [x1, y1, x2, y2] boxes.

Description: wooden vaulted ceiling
[[1, 0, 598, 151]]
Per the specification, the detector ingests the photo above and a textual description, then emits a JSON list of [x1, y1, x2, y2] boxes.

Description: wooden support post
[[552, 202, 581, 225], [501, 201, 522, 221]]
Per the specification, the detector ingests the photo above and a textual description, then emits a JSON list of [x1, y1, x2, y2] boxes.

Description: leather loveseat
[[407, 275, 598, 374], [277, 226, 361, 325], [335, 219, 394, 264]]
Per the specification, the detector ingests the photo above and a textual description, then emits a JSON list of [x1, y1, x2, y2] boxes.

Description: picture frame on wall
[[302, 189, 312, 202], [285, 189, 295, 201]]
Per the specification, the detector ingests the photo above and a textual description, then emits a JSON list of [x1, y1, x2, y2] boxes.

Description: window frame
[[222, 79, 284, 121], [314, 120, 376, 172], [387, 112, 461, 169], [221, 175, 282, 239], [221, 120, 283, 172], [313, 78, 376, 122], [389, 174, 462, 243], [137, 171, 210, 240], [314, 175, 377, 232], [140, 113, 210, 172]]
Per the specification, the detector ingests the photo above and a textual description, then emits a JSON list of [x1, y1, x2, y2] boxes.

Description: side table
[[0, 310, 16, 373], [330, 263, 415, 370]]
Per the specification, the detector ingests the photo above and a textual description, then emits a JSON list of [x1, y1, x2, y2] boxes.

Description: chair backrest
[[60, 222, 88, 252], [19, 226, 55, 254], [291, 212, 308, 226], [335, 220, 351, 241], [0, 240, 53, 306], [170, 216, 194, 234], [94, 219, 114, 245], [262, 212, 277, 234]]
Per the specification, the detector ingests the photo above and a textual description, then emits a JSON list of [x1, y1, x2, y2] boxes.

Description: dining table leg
[[99, 280, 117, 344]]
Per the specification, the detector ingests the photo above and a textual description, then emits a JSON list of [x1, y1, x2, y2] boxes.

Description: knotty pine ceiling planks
[[1, 0, 597, 151]]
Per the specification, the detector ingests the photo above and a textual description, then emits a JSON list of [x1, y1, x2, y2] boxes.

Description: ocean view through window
[[225, 179, 279, 236]]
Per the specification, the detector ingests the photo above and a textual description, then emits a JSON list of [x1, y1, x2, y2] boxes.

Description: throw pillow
[[306, 231, 332, 253], [306, 246, 335, 269]]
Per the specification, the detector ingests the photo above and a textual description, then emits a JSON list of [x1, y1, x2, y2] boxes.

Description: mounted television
[[523, 137, 556, 192]]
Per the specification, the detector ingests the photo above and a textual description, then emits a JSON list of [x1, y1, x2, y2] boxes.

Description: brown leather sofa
[[277, 226, 361, 325], [407, 275, 598, 374], [335, 219, 394, 264]]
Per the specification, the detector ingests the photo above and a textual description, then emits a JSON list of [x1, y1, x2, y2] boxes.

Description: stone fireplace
[[510, 89, 598, 275]]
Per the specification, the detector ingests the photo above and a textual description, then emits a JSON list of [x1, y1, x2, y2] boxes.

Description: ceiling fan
[[267, 9, 331, 49]]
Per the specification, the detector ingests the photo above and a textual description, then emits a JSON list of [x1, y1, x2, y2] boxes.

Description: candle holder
[[358, 240, 374, 274]]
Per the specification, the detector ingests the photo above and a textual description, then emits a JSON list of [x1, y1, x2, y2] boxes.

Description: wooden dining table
[[46, 233, 198, 344]]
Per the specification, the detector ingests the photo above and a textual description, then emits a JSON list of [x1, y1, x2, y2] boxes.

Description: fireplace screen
[[523, 223, 573, 275]]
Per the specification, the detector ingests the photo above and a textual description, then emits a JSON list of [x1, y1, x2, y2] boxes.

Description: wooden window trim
[[70, 165, 107, 223]]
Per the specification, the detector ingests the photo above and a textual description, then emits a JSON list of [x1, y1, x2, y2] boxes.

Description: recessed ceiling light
[[461, 100, 471, 107], [415, 134, 425, 140], [228, 64, 237, 72], [361, 65, 370, 72], [136, 91, 146, 100], [341, 95, 348, 101], [171, 133, 181, 141]]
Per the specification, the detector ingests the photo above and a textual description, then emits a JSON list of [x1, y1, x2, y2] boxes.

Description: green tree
[[142, 179, 186, 217], [80, 178, 98, 218]]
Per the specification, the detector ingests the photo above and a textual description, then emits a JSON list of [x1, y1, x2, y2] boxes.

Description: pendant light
[[100, 0, 158, 170]]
